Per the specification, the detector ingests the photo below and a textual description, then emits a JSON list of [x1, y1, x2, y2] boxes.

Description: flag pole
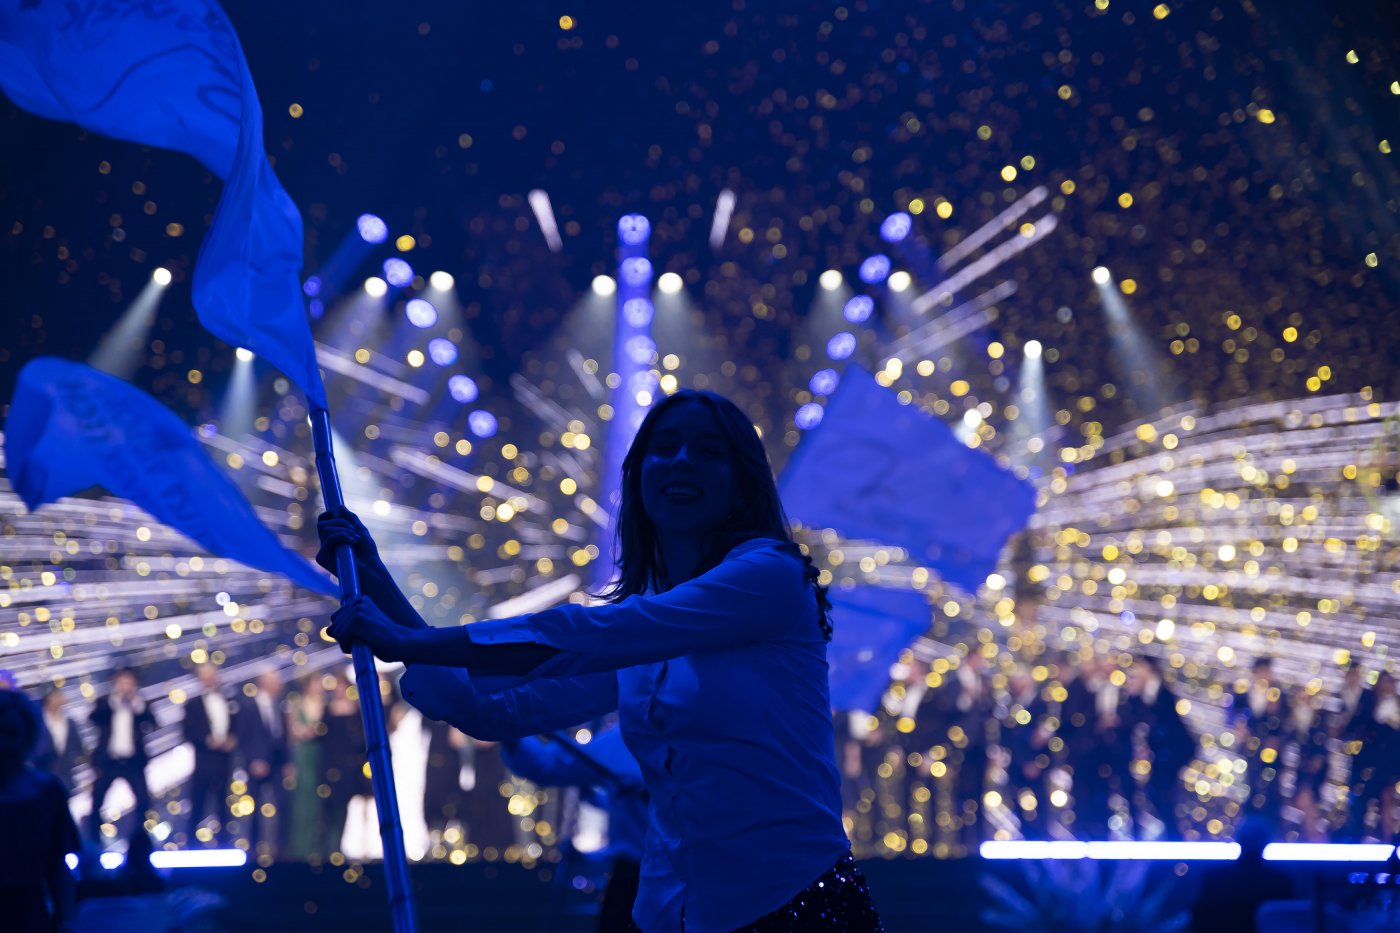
[[310, 407, 418, 933]]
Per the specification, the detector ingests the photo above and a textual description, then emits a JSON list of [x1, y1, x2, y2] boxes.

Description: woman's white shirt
[[400, 538, 849, 933]]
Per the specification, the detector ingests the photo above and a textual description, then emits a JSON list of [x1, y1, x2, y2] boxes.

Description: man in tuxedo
[[33, 688, 85, 792], [238, 669, 290, 855], [182, 663, 239, 843], [88, 668, 157, 841], [1126, 655, 1194, 839], [1233, 657, 1290, 816], [1062, 654, 1130, 839]]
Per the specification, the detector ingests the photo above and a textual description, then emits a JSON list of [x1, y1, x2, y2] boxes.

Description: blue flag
[[781, 366, 1036, 592], [0, 0, 326, 408], [4, 358, 336, 596], [827, 585, 931, 712]]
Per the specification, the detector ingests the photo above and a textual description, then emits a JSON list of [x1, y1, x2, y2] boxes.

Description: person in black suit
[[1232, 657, 1290, 817], [238, 669, 290, 855], [88, 667, 157, 842], [1062, 654, 1127, 839], [1127, 655, 1194, 839], [1346, 671, 1399, 840], [32, 688, 85, 792], [182, 663, 240, 844]]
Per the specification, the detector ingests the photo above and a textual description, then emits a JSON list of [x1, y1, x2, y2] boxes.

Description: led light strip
[[66, 849, 248, 870], [980, 841, 1398, 862]]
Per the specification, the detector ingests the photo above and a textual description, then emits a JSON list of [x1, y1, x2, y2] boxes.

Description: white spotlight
[[1091, 266, 1112, 285], [819, 269, 844, 291], [527, 189, 564, 252], [1025, 339, 1043, 360], [152, 267, 172, 286], [657, 272, 684, 295], [710, 189, 737, 249], [429, 270, 455, 291], [364, 276, 388, 298], [887, 270, 912, 292], [235, 347, 254, 362], [591, 275, 617, 297]]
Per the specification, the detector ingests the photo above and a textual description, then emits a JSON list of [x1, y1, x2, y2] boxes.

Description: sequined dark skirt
[[625, 852, 884, 932], [731, 852, 884, 932]]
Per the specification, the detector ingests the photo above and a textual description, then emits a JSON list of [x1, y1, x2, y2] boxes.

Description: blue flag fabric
[[781, 366, 1036, 593], [0, 0, 326, 408], [4, 358, 336, 596], [826, 585, 931, 712]]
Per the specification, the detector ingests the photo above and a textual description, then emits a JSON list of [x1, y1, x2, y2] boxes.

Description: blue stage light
[[859, 254, 891, 284], [622, 298, 654, 328], [357, 214, 388, 244], [827, 332, 857, 360], [810, 368, 840, 396], [843, 295, 875, 323], [302, 276, 322, 297], [795, 403, 824, 430], [880, 212, 912, 243], [468, 410, 498, 438], [617, 214, 652, 246], [405, 298, 438, 328], [427, 338, 457, 366], [625, 335, 656, 365], [620, 257, 653, 287], [448, 375, 479, 403], [383, 258, 413, 288]]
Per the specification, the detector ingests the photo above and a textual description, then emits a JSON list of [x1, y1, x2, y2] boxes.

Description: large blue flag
[[0, 0, 326, 408], [781, 366, 1036, 593], [827, 585, 931, 712], [4, 358, 336, 596]]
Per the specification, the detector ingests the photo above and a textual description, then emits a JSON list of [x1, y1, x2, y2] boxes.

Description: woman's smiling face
[[640, 398, 737, 538]]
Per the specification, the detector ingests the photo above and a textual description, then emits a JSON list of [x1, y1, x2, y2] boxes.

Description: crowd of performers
[[16, 651, 1400, 863], [26, 665, 521, 862], [839, 653, 1400, 855]]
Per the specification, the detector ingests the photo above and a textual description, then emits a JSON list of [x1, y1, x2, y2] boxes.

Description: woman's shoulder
[[720, 536, 799, 565]]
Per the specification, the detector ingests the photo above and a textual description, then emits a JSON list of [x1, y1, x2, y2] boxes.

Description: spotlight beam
[[936, 186, 1049, 273], [528, 189, 564, 252], [486, 574, 582, 618], [388, 447, 546, 512], [566, 348, 607, 400], [314, 343, 430, 404], [709, 189, 736, 249], [911, 214, 1058, 314], [887, 279, 1018, 362], [87, 280, 167, 380], [511, 373, 592, 434]]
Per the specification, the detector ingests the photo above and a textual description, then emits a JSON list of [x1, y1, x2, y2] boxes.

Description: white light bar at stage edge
[[1263, 843, 1397, 863], [981, 841, 1398, 862], [980, 840, 1239, 860], [66, 849, 249, 871]]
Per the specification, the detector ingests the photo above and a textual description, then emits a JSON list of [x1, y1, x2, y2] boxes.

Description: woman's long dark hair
[[598, 390, 832, 639]]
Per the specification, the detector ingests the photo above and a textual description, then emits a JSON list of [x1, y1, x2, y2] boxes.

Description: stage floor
[[130, 855, 1375, 932]]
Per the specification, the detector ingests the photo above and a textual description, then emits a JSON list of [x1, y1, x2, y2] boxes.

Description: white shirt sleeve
[[399, 665, 619, 742], [467, 540, 813, 679]]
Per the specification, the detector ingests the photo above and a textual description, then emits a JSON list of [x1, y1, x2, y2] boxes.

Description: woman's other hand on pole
[[316, 507, 385, 577], [329, 595, 416, 662]]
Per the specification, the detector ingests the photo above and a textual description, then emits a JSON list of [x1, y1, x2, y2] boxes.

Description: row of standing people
[[30, 664, 521, 859], [838, 653, 1399, 851]]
